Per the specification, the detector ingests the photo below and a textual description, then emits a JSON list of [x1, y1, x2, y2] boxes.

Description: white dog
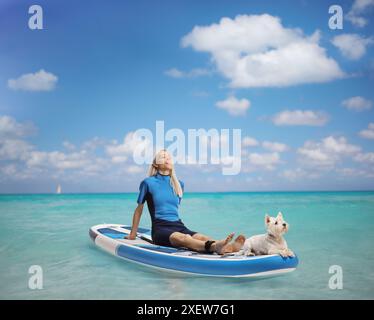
[[241, 212, 295, 258]]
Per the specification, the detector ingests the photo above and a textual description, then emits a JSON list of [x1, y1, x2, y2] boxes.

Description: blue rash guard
[[137, 172, 197, 247]]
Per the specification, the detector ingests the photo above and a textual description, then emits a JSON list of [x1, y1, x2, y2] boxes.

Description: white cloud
[[0, 115, 36, 161], [80, 158, 111, 176], [354, 152, 374, 164], [346, 0, 374, 28], [298, 146, 334, 167], [0, 115, 37, 138], [323, 136, 360, 154], [342, 96, 373, 111], [242, 136, 259, 147], [62, 141, 76, 151], [81, 137, 106, 151], [272, 110, 329, 126], [181, 14, 344, 88], [0, 115, 161, 186], [247, 152, 281, 170], [297, 136, 361, 168], [359, 123, 374, 139], [21, 136, 113, 174], [164, 67, 210, 78], [331, 34, 373, 60], [280, 168, 320, 181], [262, 141, 289, 152], [8, 69, 58, 92], [336, 167, 360, 176], [26, 150, 91, 170], [125, 165, 145, 174], [215, 96, 250, 116], [165, 68, 184, 78], [0, 117, 113, 180], [280, 168, 301, 181], [336, 167, 374, 178], [0, 163, 39, 181], [1, 164, 17, 177], [106, 132, 152, 163], [0, 139, 34, 161]]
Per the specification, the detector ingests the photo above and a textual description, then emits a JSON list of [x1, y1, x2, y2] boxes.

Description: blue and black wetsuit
[[137, 172, 197, 247]]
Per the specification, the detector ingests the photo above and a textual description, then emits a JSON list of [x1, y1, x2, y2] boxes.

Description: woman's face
[[155, 151, 173, 171]]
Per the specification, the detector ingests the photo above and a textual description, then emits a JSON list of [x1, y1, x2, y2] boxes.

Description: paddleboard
[[89, 224, 299, 278]]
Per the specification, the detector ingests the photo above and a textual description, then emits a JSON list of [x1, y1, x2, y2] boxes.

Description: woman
[[126, 149, 244, 255]]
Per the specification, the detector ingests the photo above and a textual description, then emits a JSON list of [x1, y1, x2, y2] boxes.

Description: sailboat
[[56, 184, 62, 194]]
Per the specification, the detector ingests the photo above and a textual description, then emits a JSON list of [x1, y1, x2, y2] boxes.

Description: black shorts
[[152, 219, 197, 247]]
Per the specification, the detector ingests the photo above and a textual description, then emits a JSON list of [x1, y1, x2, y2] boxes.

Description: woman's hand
[[125, 233, 136, 240]]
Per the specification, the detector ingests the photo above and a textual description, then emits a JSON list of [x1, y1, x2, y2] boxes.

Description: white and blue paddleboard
[[89, 224, 299, 278]]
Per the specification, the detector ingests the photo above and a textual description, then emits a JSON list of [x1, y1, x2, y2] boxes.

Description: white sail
[[56, 184, 62, 194]]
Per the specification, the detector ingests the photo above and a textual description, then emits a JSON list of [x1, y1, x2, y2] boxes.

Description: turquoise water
[[0, 192, 373, 300]]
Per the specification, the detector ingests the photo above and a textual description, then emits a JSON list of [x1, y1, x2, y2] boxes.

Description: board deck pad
[[97, 225, 256, 258]]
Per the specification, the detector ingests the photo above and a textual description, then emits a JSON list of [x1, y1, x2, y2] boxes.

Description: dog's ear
[[265, 214, 271, 225], [277, 211, 283, 219]]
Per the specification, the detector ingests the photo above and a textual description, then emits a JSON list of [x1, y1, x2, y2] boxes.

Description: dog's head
[[265, 212, 289, 237]]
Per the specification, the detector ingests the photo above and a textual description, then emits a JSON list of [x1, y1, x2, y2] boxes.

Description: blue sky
[[0, 0, 374, 193]]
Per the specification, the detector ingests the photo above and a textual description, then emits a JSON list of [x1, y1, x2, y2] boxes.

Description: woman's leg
[[169, 232, 234, 254], [191, 233, 212, 241]]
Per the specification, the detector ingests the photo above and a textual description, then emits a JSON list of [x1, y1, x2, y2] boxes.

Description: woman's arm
[[125, 203, 144, 240]]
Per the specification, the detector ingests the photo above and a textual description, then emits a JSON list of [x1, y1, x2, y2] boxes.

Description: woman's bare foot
[[221, 235, 246, 255], [212, 232, 235, 254]]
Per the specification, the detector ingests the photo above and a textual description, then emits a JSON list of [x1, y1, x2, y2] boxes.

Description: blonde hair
[[147, 149, 183, 197]]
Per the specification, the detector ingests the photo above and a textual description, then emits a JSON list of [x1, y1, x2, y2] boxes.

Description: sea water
[[0, 192, 373, 300]]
